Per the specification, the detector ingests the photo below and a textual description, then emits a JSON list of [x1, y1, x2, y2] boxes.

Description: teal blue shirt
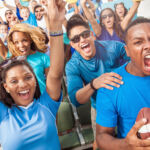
[[27, 52, 50, 94]]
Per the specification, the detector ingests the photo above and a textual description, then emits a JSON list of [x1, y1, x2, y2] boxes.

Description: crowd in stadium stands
[[0, 0, 150, 150]]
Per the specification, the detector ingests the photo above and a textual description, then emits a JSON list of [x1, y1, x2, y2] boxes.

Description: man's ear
[[70, 41, 75, 49], [124, 45, 130, 57]]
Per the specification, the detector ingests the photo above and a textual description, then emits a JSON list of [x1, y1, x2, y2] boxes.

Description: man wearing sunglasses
[[65, 14, 129, 150]]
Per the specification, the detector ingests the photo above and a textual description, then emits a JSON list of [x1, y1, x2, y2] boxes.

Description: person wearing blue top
[[7, 23, 50, 94], [0, 0, 65, 150], [96, 17, 150, 149], [27, 51, 50, 93], [0, 24, 50, 94], [81, 0, 141, 43], [65, 14, 128, 150], [20, 6, 37, 26]]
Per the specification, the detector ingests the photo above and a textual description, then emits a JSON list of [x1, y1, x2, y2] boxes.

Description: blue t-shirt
[[96, 27, 124, 43], [96, 63, 150, 138], [65, 40, 129, 109], [27, 52, 50, 94], [0, 90, 62, 150], [22, 12, 37, 27]]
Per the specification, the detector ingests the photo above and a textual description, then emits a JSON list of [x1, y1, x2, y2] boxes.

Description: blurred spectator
[[81, 0, 141, 42], [20, 6, 37, 26], [114, 2, 128, 22], [34, 5, 49, 33], [0, 22, 8, 45], [2, 0, 23, 21], [65, 2, 79, 21], [4, 10, 18, 29], [9, 16, 20, 28], [5, 10, 15, 24], [29, 0, 38, 13], [114, 0, 141, 28]]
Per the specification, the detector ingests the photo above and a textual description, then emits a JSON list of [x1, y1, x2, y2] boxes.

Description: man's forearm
[[76, 83, 95, 104], [97, 133, 128, 150]]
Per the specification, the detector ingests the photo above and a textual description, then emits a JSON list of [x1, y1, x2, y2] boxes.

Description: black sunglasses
[[101, 13, 113, 19], [0, 56, 26, 70], [70, 30, 91, 43]]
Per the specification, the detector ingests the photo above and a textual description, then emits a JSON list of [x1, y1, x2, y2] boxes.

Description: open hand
[[93, 72, 123, 90], [48, 0, 66, 25]]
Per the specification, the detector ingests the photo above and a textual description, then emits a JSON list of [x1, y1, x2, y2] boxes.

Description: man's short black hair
[[34, 4, 42, 13], [66, 14, 90, 38], [124, 17, 150, 43]]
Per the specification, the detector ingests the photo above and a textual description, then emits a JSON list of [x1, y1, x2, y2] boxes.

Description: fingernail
[[117, 85, 120, 88], [121, 81, 123, 84], [142, 118, 147, 123]]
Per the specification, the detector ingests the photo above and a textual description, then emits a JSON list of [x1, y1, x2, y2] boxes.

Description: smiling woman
[[0, 59, 40, 107], [6, 23, 49, 94], [0, 0, 65, 150]]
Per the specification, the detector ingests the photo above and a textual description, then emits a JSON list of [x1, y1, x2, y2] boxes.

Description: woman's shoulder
[[28, 51, 48, 59], [0, 101, 8, 122]]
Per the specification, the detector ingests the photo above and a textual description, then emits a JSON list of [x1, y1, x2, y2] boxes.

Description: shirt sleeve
[[65, 62, 83, 107], [0, 102, 8, 123], [117, 42, 130, 63], [42, 53, 50, 69], [38, 90, 62, 117], [96, 88, 117, 127]]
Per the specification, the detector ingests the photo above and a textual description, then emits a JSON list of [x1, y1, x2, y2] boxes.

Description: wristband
[[49, 31, 63, 37], [90, 79, 97, 91]]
